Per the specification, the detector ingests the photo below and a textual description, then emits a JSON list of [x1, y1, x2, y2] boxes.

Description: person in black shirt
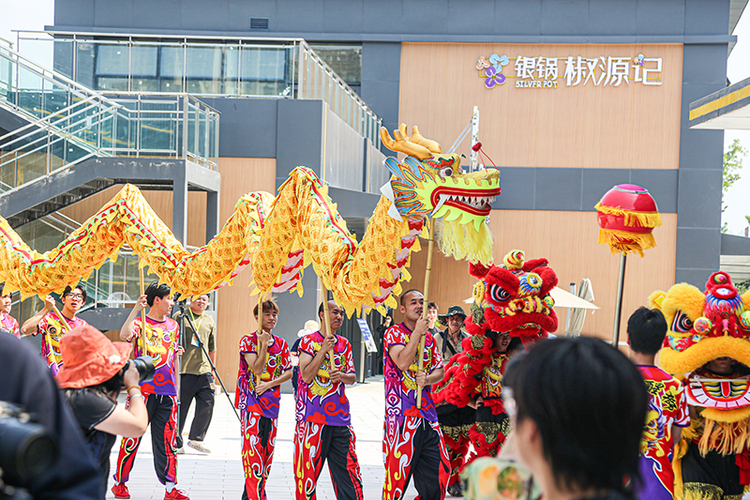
[[504, 337, 648, 500], [0, 331, 101, 499], [56, 325, 149, 498]]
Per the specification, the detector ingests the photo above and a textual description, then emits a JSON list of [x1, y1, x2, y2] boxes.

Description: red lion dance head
[[469, 250, 558, 343], [435, 250, 559, 408]]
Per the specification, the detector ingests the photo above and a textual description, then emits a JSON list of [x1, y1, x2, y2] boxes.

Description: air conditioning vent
[[250, 17, 269, 30]]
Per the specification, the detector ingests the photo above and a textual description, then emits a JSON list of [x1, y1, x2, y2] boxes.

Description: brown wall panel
[[398, 43, 683, 170], [213, 157, 277, 386], [397, 210, 677, 345]]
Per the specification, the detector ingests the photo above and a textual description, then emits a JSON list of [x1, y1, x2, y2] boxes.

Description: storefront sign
[[477, 54, 662, 90]]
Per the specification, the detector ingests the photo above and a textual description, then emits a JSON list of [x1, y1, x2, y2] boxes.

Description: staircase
[[0, 43, 220, 229], [0, 42, 221, 331]]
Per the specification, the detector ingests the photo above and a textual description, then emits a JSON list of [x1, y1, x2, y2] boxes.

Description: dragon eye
[[671, 311, 693, 333], [439, 167, 454, 179], [489, 284, 511, 303]]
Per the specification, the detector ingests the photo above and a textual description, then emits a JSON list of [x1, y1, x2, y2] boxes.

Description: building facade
[[36, 0, 744, 381]]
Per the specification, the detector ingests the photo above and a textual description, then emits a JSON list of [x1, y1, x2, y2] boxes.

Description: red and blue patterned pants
[[241, 412, 278, 500], [293, 421, 363, 500], [383, 416, 450, 500], [113, 394, 178, 485]]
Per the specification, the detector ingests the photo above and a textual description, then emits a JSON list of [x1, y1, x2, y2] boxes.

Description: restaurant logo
[[477, 53, 663, 90]]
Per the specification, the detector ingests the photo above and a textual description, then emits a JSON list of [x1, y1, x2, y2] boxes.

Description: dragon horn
[[410, 126, 442, 154], [380, 125, 433, 160]]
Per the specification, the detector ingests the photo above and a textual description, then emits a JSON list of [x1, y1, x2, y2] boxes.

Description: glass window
[[53, 38, 75, 79], [159, 45, 184, 92], [95, 43, 129, 76], [238, 45, 289, 96], [186, 45, 223, 94], [130, 45, 158, 77], [309, 44, 362, 86], [75, 41, 96, 88]]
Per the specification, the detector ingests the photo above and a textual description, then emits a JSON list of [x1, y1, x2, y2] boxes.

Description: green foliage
[[724, 139, 748, 191]]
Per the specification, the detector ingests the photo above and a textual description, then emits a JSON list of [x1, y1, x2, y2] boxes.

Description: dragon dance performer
[[0, 282, 20, 336], [236, 298, 292, 500], [294, 300, 363, 500], [112, 283, 189, 500], [21, 283, 88, 375], [383, 289, 449, 500], [626, 307, 690, 500]]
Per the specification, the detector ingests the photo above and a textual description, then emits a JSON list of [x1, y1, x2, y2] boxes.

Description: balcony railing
[[0, 43, 219, 193], [14, 31, 381, 148]]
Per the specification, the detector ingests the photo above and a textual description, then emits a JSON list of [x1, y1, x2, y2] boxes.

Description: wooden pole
[[611, 252, 628, 348], [416, 218, 436, 409], [139, 267, 147, 354], [321, 282, 339, 368], [51, 303, 70, 333], [256, 290, 264, 386]]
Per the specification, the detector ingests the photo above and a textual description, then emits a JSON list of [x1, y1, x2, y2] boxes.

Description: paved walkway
[[108, 377, 427, 500]]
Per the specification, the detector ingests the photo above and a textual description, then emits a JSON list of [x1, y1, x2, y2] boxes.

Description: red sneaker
[[112, 483, 130, 499], [164, 488, 190, 500]]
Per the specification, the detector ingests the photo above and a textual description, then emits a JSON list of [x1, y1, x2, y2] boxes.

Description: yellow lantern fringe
[[594, 203, 662, 228], [597, 228, 657, 257]]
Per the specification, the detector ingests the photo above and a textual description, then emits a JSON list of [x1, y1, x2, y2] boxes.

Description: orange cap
[[56, 325, 132, 389]]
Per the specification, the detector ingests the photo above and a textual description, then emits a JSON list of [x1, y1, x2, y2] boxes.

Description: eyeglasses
[[65, 293, 84, 300]]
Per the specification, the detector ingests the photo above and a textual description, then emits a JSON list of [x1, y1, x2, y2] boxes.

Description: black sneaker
[[447, 482, 463, 497]]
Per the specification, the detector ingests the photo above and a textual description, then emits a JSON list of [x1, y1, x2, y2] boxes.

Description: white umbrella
[[564, 278, 596, 336]]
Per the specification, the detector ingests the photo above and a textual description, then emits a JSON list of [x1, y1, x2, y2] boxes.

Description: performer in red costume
[[0, 283, 20, 336], [112, 282, 188, 500], [237, 299, 292, 500], [294, 300, 363, 500], [383, 289, 449, 500], [22, 284, 89, 374], [434, 250, 558, 479]]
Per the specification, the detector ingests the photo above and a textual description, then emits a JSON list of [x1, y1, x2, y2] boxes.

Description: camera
[[0, 402, 58, 493], [124, 356, 156, 384]]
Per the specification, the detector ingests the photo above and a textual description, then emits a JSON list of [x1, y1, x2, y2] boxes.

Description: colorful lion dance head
[[469, 250, 559, 343], [651, 271, 750, 454]]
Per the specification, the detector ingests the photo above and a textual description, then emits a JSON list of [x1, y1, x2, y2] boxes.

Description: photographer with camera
[[0, 328, 101, 499], [55, 325, 149, 498]]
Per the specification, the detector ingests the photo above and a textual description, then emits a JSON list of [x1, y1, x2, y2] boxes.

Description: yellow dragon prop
[[0, 126, 500, 314]]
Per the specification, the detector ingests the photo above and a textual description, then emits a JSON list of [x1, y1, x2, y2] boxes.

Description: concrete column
[[173, 173, 188, 245], [206, 190, 220, 242]]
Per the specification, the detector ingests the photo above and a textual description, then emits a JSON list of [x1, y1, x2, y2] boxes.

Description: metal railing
[[0, 44, 219, 194], [15, 31, 381, 148]]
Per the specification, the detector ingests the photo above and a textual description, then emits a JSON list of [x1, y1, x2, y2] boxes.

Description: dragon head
[[380, 125, 501, 264], [469, 250, 559, 343], [652, 272, 750, 425]]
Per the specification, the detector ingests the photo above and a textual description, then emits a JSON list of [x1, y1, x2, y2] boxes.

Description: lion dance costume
[[434, 250, 559, 486], [651, 271, 750, 500]]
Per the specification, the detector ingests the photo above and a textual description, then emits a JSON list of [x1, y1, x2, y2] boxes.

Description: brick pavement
[[108, 377, 428, 500]]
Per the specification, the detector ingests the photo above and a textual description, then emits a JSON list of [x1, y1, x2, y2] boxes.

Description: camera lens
[[132, 357, 155, 383], [0, 418, 58, 486]]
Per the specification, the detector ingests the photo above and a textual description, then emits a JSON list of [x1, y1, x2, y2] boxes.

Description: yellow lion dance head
[[652, 272, 750, 438]]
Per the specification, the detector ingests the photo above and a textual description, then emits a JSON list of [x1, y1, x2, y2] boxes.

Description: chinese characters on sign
[[476, 53, 662, 90]]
